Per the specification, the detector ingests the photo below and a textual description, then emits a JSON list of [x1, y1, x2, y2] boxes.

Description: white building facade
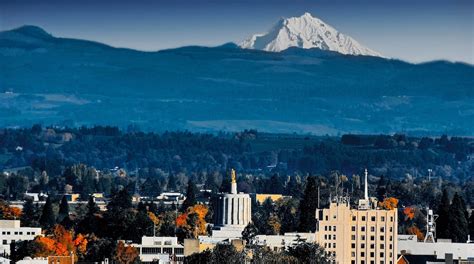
[[0, 220, 41, 256], [132, 236, 184, 264]]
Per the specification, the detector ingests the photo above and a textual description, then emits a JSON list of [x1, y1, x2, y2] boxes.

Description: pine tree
[[39, 196, 56, 230], [86, 195, 100, 216], [21, 198, 39, 227], [181, 180, 197, 211], [57, 196, 70, 223], [469, 212, 474, 239], [298, 176, 318, 232], [167, 174, 177, 191], [448, 193, 469, 242], [436, 189, 450, 239]]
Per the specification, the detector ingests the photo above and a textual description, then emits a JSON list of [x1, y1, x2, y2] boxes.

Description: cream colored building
[[315, 170, 398, 264]]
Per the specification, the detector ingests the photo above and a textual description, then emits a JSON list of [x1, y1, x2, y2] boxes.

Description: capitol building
[[210, 169, 252, 239]]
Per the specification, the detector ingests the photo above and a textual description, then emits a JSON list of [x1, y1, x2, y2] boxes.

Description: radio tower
[[424, 207, 438, 243]]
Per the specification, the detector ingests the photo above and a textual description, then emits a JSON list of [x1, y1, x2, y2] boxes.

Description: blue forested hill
[[1, 25, 473, 134]]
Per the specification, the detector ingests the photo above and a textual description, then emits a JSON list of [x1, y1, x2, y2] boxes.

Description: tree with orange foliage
[[113, 241, 139, 264], [176, 204, 209, 239], [0, 200, 22, 219], [407, 226, 425, 241], [32, 225, 88, 260], [403, 207, 416, 220], [378, 197, 398, 210]]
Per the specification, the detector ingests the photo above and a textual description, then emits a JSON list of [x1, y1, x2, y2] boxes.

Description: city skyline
[[1, 0, 473, 64]]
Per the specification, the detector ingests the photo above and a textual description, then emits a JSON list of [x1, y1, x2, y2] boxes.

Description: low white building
[[131, 236, 184, 264], [0, 220, 41, 256], [15, 258, 47, 264], [0, 257, 10, 264], [254, 232, 315, 252], [398, 234, 474, 261]]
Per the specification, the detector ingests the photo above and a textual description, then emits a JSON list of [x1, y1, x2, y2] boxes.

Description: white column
[[227, 197, 232, 225]]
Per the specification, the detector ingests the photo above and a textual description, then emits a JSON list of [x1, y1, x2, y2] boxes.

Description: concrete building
[[397, 235, 474, 263], [210, 169, 252, 239], [254, 232, 315, 252], [132, 236, 184, 264], [0, 220, 41, 256], [315, 169, 398, 264]]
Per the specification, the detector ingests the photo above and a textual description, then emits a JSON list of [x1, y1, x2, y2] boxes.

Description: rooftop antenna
[[364, 168, 369, 200], [424, 207, 438, 243]]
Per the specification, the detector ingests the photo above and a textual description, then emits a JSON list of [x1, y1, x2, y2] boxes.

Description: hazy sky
[[1, 0, 473, 63]]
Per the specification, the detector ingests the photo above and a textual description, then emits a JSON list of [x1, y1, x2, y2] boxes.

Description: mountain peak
[[240, 13, 382, 57], [8, 25, 52, 39]]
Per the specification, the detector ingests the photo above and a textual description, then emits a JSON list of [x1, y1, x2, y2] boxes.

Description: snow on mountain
[[240, 12, 382, 57]]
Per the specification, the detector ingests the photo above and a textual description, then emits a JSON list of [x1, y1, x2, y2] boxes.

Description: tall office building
[[315, 169, 398, 264]]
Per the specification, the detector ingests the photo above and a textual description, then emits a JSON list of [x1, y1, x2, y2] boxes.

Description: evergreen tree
[[298, 176, 318, 232], [469, 212, 474, 239], [57, 195, 73, 229], [39, 196, 56, 230], [436, 189, 450, 239], [167, 174, 177, 191], [181, 180, 197, 211], [86, 195, 100, 216], [448, 193, 469, 242], [21, 198, 39, 227]]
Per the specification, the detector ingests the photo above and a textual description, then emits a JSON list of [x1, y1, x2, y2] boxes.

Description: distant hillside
[[0, 26, 473, 134]]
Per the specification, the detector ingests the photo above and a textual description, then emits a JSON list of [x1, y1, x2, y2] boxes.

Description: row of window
[[351, 243, 393, 250], [352, 251, 389, 258], [351, 260, 393, 264], [1, 231, 36, 236], [351, 215, 394, 222], [141, 247, 184, 255]]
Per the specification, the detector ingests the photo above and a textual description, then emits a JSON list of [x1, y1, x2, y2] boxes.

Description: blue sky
[[1, 0, 473, 63]]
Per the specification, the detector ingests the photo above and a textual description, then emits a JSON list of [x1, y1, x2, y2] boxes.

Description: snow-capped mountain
[[240, 12, 382, 57]]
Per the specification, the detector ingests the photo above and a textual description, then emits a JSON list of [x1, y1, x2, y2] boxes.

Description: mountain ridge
[[0, 25, 473, 134]]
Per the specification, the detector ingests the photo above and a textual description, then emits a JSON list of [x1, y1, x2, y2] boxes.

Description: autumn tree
[[379, 197, 398, 210], [113, 241, 139, 264], [0, 200, 22, 219], [176, 204, 208, 239]]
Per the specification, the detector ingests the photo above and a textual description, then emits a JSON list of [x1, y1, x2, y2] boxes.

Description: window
[[174, 248, 184, 254], [351, 235, 356, 240], [328, 243, 331, 248], [380, 227, 385, 232], [361, 261, 365, 264], [370, 235, 375, 241], [351, 252, 356, 257], [351, 261, 356, 264], [371, 216, 376, 221], [352, 226, 356, 232], [361, 243, 365, 249], [370, 261, 375, 264], [361, 226, 366, 232], [370, 226, 375, 232], [380, 244, 385, 249], [333, 235, 336, 240], [370, 244, 375, 249], [324, 226, 328, 231], [326, 215, 328, 221], [163, 248, 172, 254], [380, 235, 385, 241], [351, 243, 356, 249], [361, 235, 366, 241], [333, 243, 336, 248], [389, 227, 393, 232], [380, 252, 384, 257], [370, 252, 375, 257], [381, 216, 385, 222], [329, 226, 332, 231], [389, 244, 393, 250], [390, 236, 393, 241], [352, 216, 356, 221], [2, 240, 7, 245], [390, 216, 393, 222], [14, 232, 18, 235], [361, 252, 365, 257], [324, 235, 327, 240], [362, 216, 366, 221], [333, 226, 336, 231]]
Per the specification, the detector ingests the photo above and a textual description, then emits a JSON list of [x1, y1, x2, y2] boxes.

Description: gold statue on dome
[[231, 168, 236, 183]]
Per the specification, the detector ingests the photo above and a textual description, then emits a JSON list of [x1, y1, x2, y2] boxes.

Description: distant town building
[[252, 193, 289, 204], [131, 236, 184, 264], [156, 192, 185, 206], [210, 169, 252, 239], [255, 232, 315, 252], [0, 220, 41, 256], [315, 169, 398, 264]]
